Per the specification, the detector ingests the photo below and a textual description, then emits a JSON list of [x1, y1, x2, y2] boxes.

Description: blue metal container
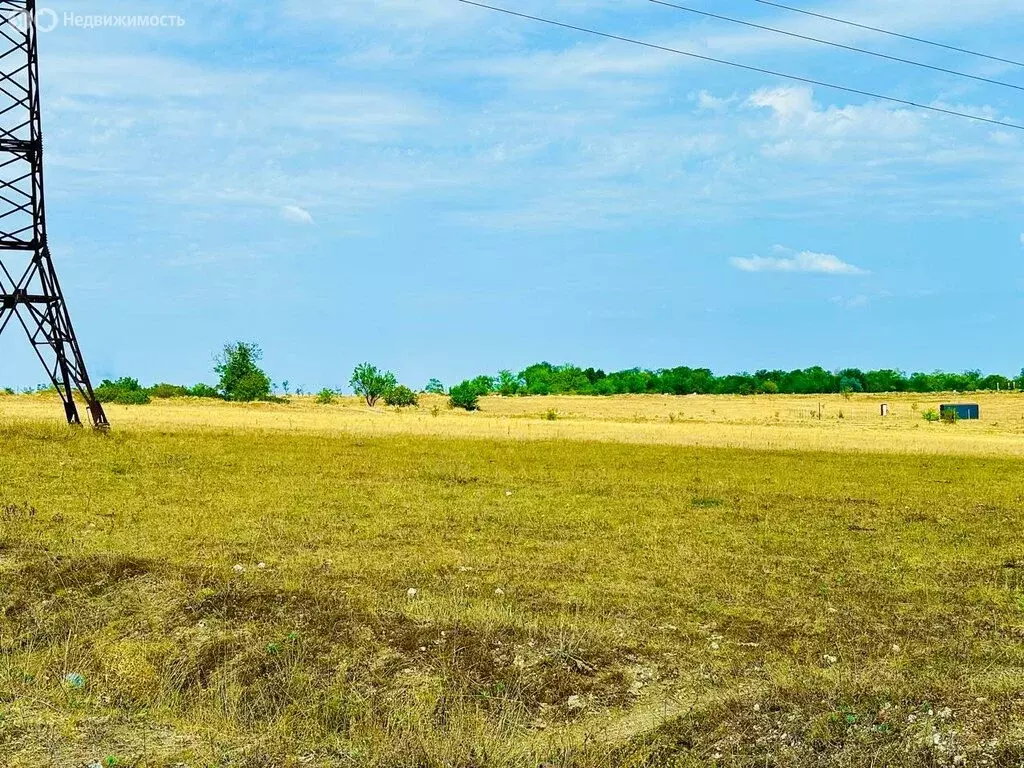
[[940, 404, 980, 420]]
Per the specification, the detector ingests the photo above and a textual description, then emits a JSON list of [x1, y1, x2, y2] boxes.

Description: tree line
[[461, 363, 1023, 398], [68, 343, 1023, 411]]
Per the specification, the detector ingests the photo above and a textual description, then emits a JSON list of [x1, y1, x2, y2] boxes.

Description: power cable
[[456, 0, 1024, 132], [747, 0, 1024, 70], [649, 0, 1024, 94]]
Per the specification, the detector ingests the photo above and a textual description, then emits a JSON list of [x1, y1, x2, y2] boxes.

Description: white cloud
[[731, 247, 868, 275], [282, 205, 315, 225]]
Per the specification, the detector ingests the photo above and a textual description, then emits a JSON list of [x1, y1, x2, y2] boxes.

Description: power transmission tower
[[0, 0, 108, 428]]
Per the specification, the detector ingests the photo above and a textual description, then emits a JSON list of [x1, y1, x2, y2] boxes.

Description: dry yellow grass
[[2, 392, 1024, 767], [4, 390, 1024, 456]]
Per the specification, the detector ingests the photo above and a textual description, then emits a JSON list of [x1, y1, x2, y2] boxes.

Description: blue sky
[[3, 0, 1023, 391]]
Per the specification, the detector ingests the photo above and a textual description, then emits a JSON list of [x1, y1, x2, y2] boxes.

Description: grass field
[[3, 392, 1024, 766]]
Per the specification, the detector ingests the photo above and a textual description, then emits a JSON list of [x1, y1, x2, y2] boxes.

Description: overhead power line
[[649, 0, 1024, 94], [456, 0, 1024, 132], [748, 0, 1024, 70]]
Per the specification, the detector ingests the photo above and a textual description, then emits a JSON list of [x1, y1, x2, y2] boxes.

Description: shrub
[[424, 378, 445, 395], [188, 383, 222, 399], [497, 370, 524, 396], [940, 407, 959, 425], [113, 389, 151, 406], [148, 383, 190, 399], [232, 371, 274, 403], [469, 375, 496, 396], [385, 385, 419, 408], [448, 381, 481, 411], [316, 388, 336, 405], [95, 377, 145, 404], [922, 409, 941, 423], [215, 342, 272, 402], [350, 363, 396, 407]]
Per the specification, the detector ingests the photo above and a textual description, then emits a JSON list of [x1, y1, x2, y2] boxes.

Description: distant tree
[[148, 383, 190, 399], [497, 370, 524, 396], [449, 380, 482, 411], [837, 369, 867, 393], [979, 374, 1011, 391], [316, 388, 336, 404], [385, 385, 419, 407], [215, 342, 272, 402], [425, 378, 446, 395], [350, 363, 396, 407], [96, 377, 151, 405], [863, 369, 907, 393], [469, 375, 495, 395], [188, 383, 222, 399], [839, 376, 864, 394]]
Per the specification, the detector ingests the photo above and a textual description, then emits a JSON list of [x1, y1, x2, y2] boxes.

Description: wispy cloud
[[731, 246, 868, 275], [282, 205, 315, 225]]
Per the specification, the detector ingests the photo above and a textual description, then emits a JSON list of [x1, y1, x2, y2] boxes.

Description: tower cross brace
[[0, 0, 108, 428]]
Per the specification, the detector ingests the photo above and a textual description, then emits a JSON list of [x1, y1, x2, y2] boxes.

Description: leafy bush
[[188, 383, 222, 399], [385, 385, 419, 408], [232, 371, 274, 403], [148, 383, 190, 399], [448, 381, 482, 411], [424, 378, 445, 395], [922, 409, 941, 423], [469, 375, 496, 396], [316, 388, 336, 405], [113, 389, 152, 406], [351, 363, 396, 407], [215, 342, 272, 402], [95, 377, 145, 404], [497, 370, 524, 396], [940, 407, 960, 425]]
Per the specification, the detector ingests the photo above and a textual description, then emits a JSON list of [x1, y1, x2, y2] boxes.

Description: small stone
[[232, 564, 245, 573], [407, 588, 418, 599], [494, 588, 505, 596]]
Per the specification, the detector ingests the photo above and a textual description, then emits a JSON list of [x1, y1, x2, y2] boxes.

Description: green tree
[[215, 342, 272, 402], [497, 370, 524, 396], [385, 385, 419, 407], [350, 363, 396, 407], [449, 380, 482, 411], [863, 369, 907, 393], [425, 378, 445, 395]]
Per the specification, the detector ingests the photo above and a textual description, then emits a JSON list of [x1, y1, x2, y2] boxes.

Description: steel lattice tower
[[0, 0, 107, 428]]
